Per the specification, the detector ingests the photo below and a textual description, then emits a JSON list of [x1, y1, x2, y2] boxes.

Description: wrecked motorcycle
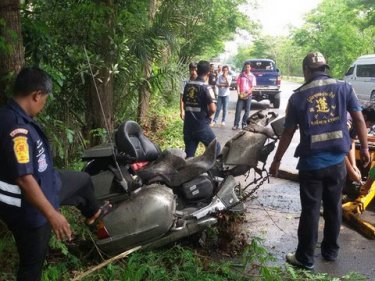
[[82, 110, 285, 256]]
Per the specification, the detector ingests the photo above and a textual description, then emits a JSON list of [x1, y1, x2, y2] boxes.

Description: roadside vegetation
[[0, 0, 374, 280]]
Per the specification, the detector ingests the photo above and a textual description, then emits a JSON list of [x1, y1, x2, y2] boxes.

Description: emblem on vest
[[13, 136, 30, 164], [187, 86, 198, 102], [37, 154, 48, 172], [36, 140, 48, 172], [307, 92, 339, 125]]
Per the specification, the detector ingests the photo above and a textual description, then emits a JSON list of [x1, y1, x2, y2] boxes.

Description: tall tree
[[0, 0, 24, 106], [86, 0, 115, 145]]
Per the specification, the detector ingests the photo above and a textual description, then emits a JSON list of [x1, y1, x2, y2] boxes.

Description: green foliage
[[274, 38, 306, 77], [292, 0, 374, 77], [345, 0, 375, 27], [81, 246, 248, 281], [68, 236, 366, 281], [147, 106, 185, 150], [0, 223, 17, 281], [173, 0, 253, 62], [233, 45, 253, 69]]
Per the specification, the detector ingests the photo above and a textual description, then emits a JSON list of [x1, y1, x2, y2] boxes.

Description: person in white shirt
[[212, 65, 232, 126]]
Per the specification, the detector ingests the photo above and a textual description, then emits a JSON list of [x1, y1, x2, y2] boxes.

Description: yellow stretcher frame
[[342, 142, 375, 239]]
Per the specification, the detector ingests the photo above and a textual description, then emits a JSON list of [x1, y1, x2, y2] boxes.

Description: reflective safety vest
[[182, 80, 215, 133], [0, 180, 21, 207], [290, 77, 353, 157], [184, 80, 216, 108]]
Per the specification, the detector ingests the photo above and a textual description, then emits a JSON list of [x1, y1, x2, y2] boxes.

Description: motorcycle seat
[[136, 139, 218, 187], [115, 120, 160, 162]]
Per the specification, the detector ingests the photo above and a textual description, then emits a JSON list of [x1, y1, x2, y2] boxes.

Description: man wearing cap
[[269, 52, 370, 270]]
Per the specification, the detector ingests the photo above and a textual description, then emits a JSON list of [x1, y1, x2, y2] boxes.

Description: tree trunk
[[137, 0, 157, 126], [85, 0, 114, 146], [0, 0, 24, 106], [86, 67, 114, 146], [137, 61, 152, 126]]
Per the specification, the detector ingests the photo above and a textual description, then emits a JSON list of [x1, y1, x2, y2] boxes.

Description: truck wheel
[[273, 93, 280, 108]]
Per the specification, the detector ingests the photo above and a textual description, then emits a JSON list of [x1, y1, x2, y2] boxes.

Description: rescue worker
[[180, 62, 198, 120], [269, 52, 370, 270], [0, 67, 111, 281], [181, 60, 220, 158]]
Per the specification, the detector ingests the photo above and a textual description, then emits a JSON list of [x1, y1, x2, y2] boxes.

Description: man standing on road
[[182, 60, 220, 157], [269, 52, 370, 270]]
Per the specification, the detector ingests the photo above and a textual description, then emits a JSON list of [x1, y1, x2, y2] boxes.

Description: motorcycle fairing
[[96, 184, 176, 255], [221, 130, 267, 167], [136, 139, 218, 187], [221, 110, 282, 168]]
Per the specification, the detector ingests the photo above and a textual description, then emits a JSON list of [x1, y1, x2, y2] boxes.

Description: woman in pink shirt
[[232, 62, 256, 130]]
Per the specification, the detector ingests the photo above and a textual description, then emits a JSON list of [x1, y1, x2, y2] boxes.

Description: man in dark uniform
[[269, 52, 370, 270], [0, 67, 110, 281], [182, 60, 220, 158], [180, 62, 197, 120]]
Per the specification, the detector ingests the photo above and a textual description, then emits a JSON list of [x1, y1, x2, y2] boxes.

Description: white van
[[344, 54, 375, 101]]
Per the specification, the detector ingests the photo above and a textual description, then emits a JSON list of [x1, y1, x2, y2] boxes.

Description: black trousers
[[296, 161, 346, 266], [5, 170, 99, 281], [59, 170, 100, 218]]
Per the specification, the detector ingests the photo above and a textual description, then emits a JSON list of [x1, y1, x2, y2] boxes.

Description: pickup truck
[[243, 59, 281, 108]]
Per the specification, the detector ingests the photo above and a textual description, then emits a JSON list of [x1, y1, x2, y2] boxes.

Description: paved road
[[211, 81, 375, 280]]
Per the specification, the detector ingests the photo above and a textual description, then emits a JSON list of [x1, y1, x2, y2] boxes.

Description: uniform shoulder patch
[[10, 128, 28, 137], [13, 136, 30, 164]]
